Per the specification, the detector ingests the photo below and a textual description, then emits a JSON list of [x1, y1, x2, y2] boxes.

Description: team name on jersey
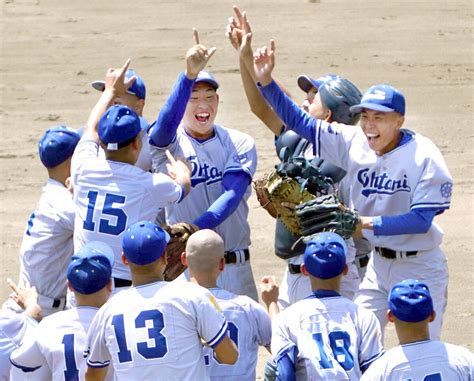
[[357, 168, 411, 197], [188, 155, 223, 187]]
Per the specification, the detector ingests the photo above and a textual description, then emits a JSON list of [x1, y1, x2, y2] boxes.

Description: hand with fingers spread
[[226, 5, 253, 59], [7, 278, 42, 321], [185, 28, 217, 79], [253, 40, 276, 86]]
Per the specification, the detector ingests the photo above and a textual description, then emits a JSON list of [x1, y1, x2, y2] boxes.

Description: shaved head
[[185, 229, 224, 274]]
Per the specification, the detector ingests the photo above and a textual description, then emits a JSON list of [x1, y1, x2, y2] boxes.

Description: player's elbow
[[213, 336, 238, 365]]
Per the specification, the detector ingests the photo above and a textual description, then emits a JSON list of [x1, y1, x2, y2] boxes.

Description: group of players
[[1, 5, 472, 380]]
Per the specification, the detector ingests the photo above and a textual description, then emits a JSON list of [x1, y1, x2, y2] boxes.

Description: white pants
[[354, 246, 448, 341], [278, 255, 361, 310]]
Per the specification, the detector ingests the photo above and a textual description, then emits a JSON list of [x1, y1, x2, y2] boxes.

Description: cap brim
[[91, 81, 105, 92], [194, 79, 219, 90], [349, 102, 395, 113], [297, 75, 315, 93]]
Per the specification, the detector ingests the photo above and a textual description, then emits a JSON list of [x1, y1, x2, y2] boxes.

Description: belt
[[288, 264, 302, 274], [224, 249, 250, 264], [113, 277, 132, 288], [356, 254, 370, 268], [374, 247, 418, 260], [37, 294, 66, 310]]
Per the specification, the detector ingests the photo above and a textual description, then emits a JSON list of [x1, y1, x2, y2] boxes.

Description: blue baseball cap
[[91, 69, 146, 100], [389, 279, 434, 322], [38, 125, 81, 168], [122, 221, 170, 265], [67, 241, 114, 295], [98, 105, 142, 150], [297, 74, 338, 93], [349, 84, 406, 116], [194, 71, 219, 90], [304, 232, 347, 279]]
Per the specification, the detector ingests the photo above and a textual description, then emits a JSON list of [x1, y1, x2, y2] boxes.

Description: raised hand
[[185, 28, 217, 79], [226, 6, 253, 58], [260, 275, 279, 307], [253, 40, 276, 86], [104, 58, 136, 96]]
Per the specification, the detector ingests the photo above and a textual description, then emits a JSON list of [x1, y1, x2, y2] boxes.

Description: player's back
[[86, 281, 228, 381], [361, 340, 474, 381], [204, 288, 271, 381], [272, 291, 383, 380], [11, 306, 114, 380]]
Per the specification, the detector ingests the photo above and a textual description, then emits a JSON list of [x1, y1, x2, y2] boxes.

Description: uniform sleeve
[[357, 308, 384, 373], [193, 288, 229, 349], [56, 195, 76, 233], [223, 133, 257, 178], [410, 143, 453, 212], [85, 309, 111, 369], [248, 301, 272, 347], [71, 140, 99, 186], [271, 312, 294, 358], [10, 325, 48, 373], [359, 357, 386, 381], [149, 172, 184, 207]]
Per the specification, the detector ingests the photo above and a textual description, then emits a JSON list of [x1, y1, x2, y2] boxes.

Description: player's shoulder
[[443, 341, 474, 363], [215, 124, 255, 146], [211, 288, 262, 311]]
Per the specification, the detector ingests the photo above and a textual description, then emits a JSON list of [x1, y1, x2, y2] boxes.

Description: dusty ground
[[1, 0, 472, 378]]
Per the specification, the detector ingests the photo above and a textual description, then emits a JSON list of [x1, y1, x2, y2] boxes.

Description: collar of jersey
[[401, 339, 431, 347], [306, 290, 341, 299], [183, 126, 217, 144]]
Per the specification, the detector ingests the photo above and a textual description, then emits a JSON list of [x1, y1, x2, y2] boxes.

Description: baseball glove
[[295, 194, 360, 240], [258, 158, 335, 235], [253, 171, 278, 218], [162, 222, 199, 281]]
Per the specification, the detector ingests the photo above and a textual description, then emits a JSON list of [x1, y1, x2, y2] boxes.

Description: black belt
[[288, 264, 302, 274], [224, 249, 250, 264], [52, 298, 62, 308], [113, 277, 132, 288], [374, 247, 417, 259], [356, 255, 370, 268]]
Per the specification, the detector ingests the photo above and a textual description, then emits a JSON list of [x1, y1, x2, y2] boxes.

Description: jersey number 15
[[83, 190, 128, 235]]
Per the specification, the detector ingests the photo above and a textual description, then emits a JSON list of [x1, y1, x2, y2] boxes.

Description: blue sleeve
[[149, 72, 195, 147], [192, 171, 251, 230], [275, 345, 298, 381], [373, 208, 438, 235], [259, 80, 317, 143]]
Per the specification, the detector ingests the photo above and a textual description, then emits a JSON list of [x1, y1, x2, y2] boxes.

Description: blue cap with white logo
[[297, 74, 339, 93], [91, 69, 146, 100], [194, 71, 219, 90], [122, 221, 170, 265], [304, 232, 347, 279], [67, 241, 114, 295], [389, 279, 434, 322], [349, 84, 406, 116], [98, 105, 142, 150], [38, 125, 81, 168]]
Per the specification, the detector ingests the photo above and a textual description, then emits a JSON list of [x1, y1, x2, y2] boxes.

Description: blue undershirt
[[259, 80, 441, 236], [149, 72, 249, 230]]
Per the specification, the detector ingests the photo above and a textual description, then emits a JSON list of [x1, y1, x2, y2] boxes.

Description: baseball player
[[84, 221, 237, 380], [149, 30, 259, 300], [0, 280, 42, 381], [361, 279, 474, 380], [253, 41, 453, 340], [5, 125, 80, 317], [91, 68, 152, 172], [182, 229, 272, 381], [71, 59, 191, 290], [10, 241, 114, 381], [226, 8, 362, 305], [269, 232, 384, 380]]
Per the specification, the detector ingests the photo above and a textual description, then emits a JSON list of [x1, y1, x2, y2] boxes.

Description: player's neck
[[395, 324, 430, 345], [47, 164, 70, 187], [189, 274, 217, 289], [131, 273, 165, 287], [309, 277, 341, 293]]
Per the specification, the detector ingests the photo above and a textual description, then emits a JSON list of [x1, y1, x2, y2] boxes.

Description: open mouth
[[195, 112, 210, 123], [366, 133, 379, 144]]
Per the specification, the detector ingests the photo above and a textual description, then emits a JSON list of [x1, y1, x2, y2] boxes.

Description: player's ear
[[387, 310, 395, 323], [67, 281, 73, 292], [106, 279, 113, 292], [300, 264, 309, 277], [342, 264, 349, 276], [219, 257, 225, 271], [136, 99, 145, 115], [428, 310, 436, 323], [121, 253, 129, 266], [181, 252, 187, 266], [325, 109, 332, 122]]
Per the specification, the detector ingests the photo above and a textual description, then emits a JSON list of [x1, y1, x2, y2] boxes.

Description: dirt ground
[[1, 0, 472, 378]]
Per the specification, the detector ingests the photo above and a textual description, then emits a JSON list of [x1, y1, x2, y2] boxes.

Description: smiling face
[[305, 91, 330, 121], [360, 109, 405, 155], [182, 82, 219, 139]]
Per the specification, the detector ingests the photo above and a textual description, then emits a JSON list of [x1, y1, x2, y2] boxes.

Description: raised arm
[[150, 29, 216, 147]]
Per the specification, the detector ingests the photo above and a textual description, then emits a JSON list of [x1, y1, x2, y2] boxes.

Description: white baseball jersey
[[150, 124, 257, 252], [71, 140, 182, 279], [10, 306, 113, 381], [18, 178, 75, 300], [0, 311, 38, 381], [361, 339, 474, 380], [85, 281, 228, 380], [204, 287, 271, 380], [313, 124, 452, 251], [272, 291, 384, 380]]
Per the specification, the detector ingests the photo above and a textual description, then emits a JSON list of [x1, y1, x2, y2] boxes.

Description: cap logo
[[107, 143, 118, 151], [363, 90, 386, 101]]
